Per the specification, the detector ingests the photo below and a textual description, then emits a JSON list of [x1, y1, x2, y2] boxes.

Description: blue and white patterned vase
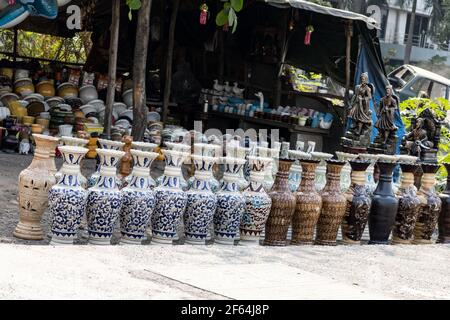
[[236, 147, 250, 191], [55, 136, 89, 187], [310, 152, 334, 191], [288, 150, 312, 193], [49, 146, 89, 245], [188, 143, 221, 192], [240, 156, 273, 245], [213, 157, 246, 245], [256, 146, 275, 192], [120, 149, 159, 244], [124, 141, 158, 188], [336, 151, 359, 192], [184, 155, 218, 245], [156, 142, 190, 191], [151, 149, 189, 244], [86, 148, 126, 245], [87, 139, 124, 188]]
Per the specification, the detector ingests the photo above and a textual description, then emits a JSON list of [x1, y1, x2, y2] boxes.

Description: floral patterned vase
[[151, 149, 189, 244], [184, 155, 218, 245], [86, 148, 126, 245], [213, 157, 246, 245], [392, 163, 421, 244], [56, 136, 89, 187], [341, 160, 372, 245], [316, 160, 347, 246], [257, 146, 275, 191], [439, 163, 450, 244], [413, 163, 442, 244], [236, 146, 250, 191], [120, 149, 158, 244], [368, 161, 399, 244], [88, 139, 124, 188], [14, 134, 60, 240], [264, 158, 296, 246], [188, 143, 221, 192], [358, 154, 380, 194], [240, 156, 273, 245], [49, 145, 89, 245], [156, 142, 190, 191], [335, 151, 359, 192], [310, 152, 333, 192]]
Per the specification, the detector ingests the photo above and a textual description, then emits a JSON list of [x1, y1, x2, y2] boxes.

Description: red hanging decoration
[[223, 23, 229, 32], [8, 0, 16, 5], [199, 3, 209, 25], [304, 25, 314, 46]]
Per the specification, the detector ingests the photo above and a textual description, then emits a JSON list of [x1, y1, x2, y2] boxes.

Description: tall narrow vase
[[392, 163, 421, 244], [368, 161, 399, 244], [291, 159, 322, 245], [341, 160, 372, 244], [87, 148, 126, 245], [14, 134, 60, 240], [264, 159, 296, 246], [439, 163, 450, 243], [151, 149, 189, 244], [184, 155, 218, 245], [315, 160, 347, 246], [240, 156, 272, 245], [56, 136, 89, 187], [358, 154, 380, 194], [88, 139, 124, 187], [213, 157, 246, 245], [413, 163, 442, 244], [49, 146, 89, 245], [120, 149, 158, 244], [335, 151, 359, 192], [310, 152, 333, 192]]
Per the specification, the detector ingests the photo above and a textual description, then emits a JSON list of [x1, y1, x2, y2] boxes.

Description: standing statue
[[348, 72, 374, 137], [340, 72, 375, 152]]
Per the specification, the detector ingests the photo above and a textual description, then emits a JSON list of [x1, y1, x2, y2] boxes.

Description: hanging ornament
[[8, 0, 16, 5], [304, 25, 314, 46], [199, 3, 209, 25], [223, 22, 229, 32]]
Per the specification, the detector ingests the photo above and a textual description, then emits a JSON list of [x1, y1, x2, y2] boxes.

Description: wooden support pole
[[103, 0, 121, 140], [162, 0, 180, 124], [132, 0, 153, 141], [344, 20, 353, 131], [12, 27, 18, 82], [275, 11, 289, 107]]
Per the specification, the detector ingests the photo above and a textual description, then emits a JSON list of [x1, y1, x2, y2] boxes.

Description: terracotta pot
[[14, 78, 34, 96], [14, 134, 60, 240], [36, 80, 55, 98], [413, 163, 442, 244], [368, 161, 399, 244], [341, 160, 372, 244], [316, 160, 347, 246], [264, 159, 296, 246], [392, 163, 421, 244], [439, 163, 450, 244], [291, 159, 322, 245]]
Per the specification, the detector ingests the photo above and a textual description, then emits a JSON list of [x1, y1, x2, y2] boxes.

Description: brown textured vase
[[413, 163, 442, 244], [264, 158, 296, 246], [341, 160, 372, 245], [438, 163, 450, 243], [14, 134, 60, 240], [392, 163, 421, 244], [291, 159, 322, 245], [315, 159, 347, 246]]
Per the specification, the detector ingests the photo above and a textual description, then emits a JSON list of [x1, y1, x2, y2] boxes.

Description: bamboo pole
[[132, 0, 153, 141], [103, 0, 121, 140], [344, 20, 353, 131], [162, 0, 180, 124]]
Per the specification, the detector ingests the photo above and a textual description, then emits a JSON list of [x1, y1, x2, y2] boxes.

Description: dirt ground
[[0, 152, 449, 300]]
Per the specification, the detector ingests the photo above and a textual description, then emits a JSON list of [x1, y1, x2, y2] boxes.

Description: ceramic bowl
[[58, 104, 72, 112], [118, 109, 133, 122], [73, 110, 85, 118], [59, 124, 73, 136], [147, 111, 161, 123], [36, 118, 50, 129], [22, 115, 35, 125], [15, 69, 29, 79], [23, 93, 45, 103], [27, 101, 47, 117], [87, 117, 99, 124], [79, 85, 98, 104], [58, 82, 78, 99], [89, 99, 105, 112], [122, 89, 133, 108], [36, 80, 55, 98], [31, 124, 43, 134], [80, 104, 97, 116], [112, 102, 127, 119], [0, 68, 13, 79], [14, 78, 34, 96], [0, 106, 11, 121], [39, 112, 51, 120], [114, 119, 131, 129], [46, 96, 65, 108], [17, 100, 29, 108]]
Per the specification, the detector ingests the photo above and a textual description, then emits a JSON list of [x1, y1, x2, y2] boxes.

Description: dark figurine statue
[[401, 107, 441, 163], [375, 85, 399, 144]]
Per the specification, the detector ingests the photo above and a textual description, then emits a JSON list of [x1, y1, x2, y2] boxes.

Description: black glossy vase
[[439, 163, 450, 244], [368, 161, 399, 244]]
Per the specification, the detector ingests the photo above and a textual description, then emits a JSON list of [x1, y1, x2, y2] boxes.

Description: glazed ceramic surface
[[151, 149, 189, 244], [291, 159, 322, 245], [86, 149, 126, 245], [391, 163, 421, 244], [316, 160, 347, 246], [240, 156, 272, 245], [288, 150, 311, 193], [439, 163, 450, 244], [413, 163, 442, 244], [368, 161, 399, 244], [264, 159, 296, 246], [213, 157, 246, 245], [341, 160, 372, 244], [335, 151, 359, 192], [310, 152, 333, 191], [184, 155, 218, 245], [358, 154, 380, 194], [88, 139, 125, 188], [14, 134, 60, 240], [49, 146, 88, 244], [120, 150, 158, 244]]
